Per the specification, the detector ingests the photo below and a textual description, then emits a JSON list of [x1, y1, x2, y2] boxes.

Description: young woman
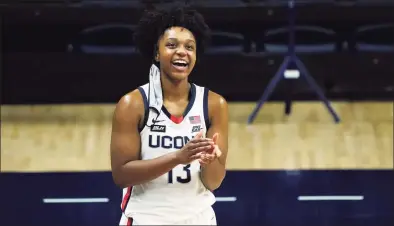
[[110, 6, 228, 225]]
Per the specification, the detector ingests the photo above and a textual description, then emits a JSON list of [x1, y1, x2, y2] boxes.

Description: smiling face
[[156, 26, 197, 82]]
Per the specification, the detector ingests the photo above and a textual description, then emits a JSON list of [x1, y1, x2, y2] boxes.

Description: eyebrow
[[166, 38, 196, 43]]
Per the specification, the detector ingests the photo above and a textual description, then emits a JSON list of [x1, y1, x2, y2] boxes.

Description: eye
[[186, 45, 195, 50], [166, 43, 176, 48]]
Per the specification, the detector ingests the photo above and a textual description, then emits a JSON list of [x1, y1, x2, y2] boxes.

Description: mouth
[[171, 60, 189, 71]]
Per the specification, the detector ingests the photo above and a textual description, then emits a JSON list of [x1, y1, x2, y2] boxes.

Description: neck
[[161, 73, 190, 102]]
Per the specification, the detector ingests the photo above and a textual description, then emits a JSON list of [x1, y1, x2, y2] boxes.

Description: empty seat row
[[68, 23, 394, 55]]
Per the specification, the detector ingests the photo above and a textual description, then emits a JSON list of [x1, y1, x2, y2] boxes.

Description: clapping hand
[[175, 130, 215, 165], [198, 133, 222, 167]]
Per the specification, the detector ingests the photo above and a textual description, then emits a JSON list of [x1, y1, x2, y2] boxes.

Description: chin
[[169, 72, 190, 81]]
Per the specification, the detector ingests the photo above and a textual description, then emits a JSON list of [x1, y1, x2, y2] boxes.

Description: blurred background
[[1, 0, 393, 225]]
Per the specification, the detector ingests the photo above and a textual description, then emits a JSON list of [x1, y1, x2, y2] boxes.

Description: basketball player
[[110, 5, 228, 226]]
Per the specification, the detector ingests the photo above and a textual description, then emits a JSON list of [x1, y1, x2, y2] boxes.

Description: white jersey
[[120, 83, 216, 225]]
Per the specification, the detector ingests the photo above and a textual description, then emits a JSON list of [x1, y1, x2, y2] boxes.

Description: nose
[[176, 45, 187, 56]]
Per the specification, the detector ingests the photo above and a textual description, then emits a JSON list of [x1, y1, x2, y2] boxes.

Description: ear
[[154, 44, 159, 62]]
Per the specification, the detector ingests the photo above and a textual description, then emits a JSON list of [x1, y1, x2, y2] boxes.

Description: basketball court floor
[[1, 101, 393, 225]]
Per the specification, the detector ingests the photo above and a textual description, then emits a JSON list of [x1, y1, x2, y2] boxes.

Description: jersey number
[[168, 164, 191, 184]]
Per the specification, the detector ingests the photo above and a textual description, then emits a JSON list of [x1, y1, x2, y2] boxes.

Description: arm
[[110, 90, 180, 188], [200, 91, 229, 191]]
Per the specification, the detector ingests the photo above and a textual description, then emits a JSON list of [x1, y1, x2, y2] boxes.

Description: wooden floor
[[1, 101, 393, 172]]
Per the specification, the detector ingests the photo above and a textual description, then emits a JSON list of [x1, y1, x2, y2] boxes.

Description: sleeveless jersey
[[120, 83, 216, 224]]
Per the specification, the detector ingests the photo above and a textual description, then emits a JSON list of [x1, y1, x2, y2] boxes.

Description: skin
[[110, 26, 228, 191], [200, 91, 228, 190]]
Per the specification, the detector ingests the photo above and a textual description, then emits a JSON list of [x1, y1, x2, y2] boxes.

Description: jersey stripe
[[127, 217, 133, 226], [121, 187, 132, 212]]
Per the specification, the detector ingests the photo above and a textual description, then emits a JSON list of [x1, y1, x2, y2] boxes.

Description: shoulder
[[207, 90, 228, 118], [194, 83, 227, 108], [113, 88, 146, 125], [116, 89, 145, 110], [208, 90, 227, 108]]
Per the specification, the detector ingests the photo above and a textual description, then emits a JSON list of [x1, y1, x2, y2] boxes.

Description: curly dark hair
[[133, 5, 211, 61]]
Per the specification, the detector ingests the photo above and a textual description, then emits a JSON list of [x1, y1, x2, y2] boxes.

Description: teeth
[[173, 60, 188, 64]]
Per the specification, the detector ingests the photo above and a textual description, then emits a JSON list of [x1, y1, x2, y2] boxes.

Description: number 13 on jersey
[[168, 164, 191, 184]]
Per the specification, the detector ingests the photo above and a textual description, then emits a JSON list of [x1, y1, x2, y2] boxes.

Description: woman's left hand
[[198, 133, 222, 167]]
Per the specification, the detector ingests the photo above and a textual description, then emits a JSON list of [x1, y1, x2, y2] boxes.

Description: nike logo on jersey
[[152, 118, 164, 124]]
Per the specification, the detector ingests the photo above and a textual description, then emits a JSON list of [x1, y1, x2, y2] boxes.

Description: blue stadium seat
[[77, 0, 142, 7], [205, 31, 246, 55], [191, 0, 246, 8], [255, 25, 340, 54], [354, 23, 394, 52], [351, 0, 394, 6], [67, 23, 137, 55]]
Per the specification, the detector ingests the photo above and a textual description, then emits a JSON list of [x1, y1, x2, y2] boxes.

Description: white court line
[[42, 198, 109, 203], [298, 195, 364, 201], [43, 196, 236, 203], [216, 196, 237, 202]]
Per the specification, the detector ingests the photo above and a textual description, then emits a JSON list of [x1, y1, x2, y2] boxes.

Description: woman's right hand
[[174, 131, 214, 164]]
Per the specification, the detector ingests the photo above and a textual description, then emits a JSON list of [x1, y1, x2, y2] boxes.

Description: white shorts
[[119, 206, 217, 225]]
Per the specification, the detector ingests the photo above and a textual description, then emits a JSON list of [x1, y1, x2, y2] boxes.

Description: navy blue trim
[[162, 83, 196, 121], [137, 87, 149, 132], [203, 87, 210, 130], [161, 106, 172, 120]]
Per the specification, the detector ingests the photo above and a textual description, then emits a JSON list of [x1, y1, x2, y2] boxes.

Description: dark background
[[2, 0, 393, 104], [1, 1, 393, 226]]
